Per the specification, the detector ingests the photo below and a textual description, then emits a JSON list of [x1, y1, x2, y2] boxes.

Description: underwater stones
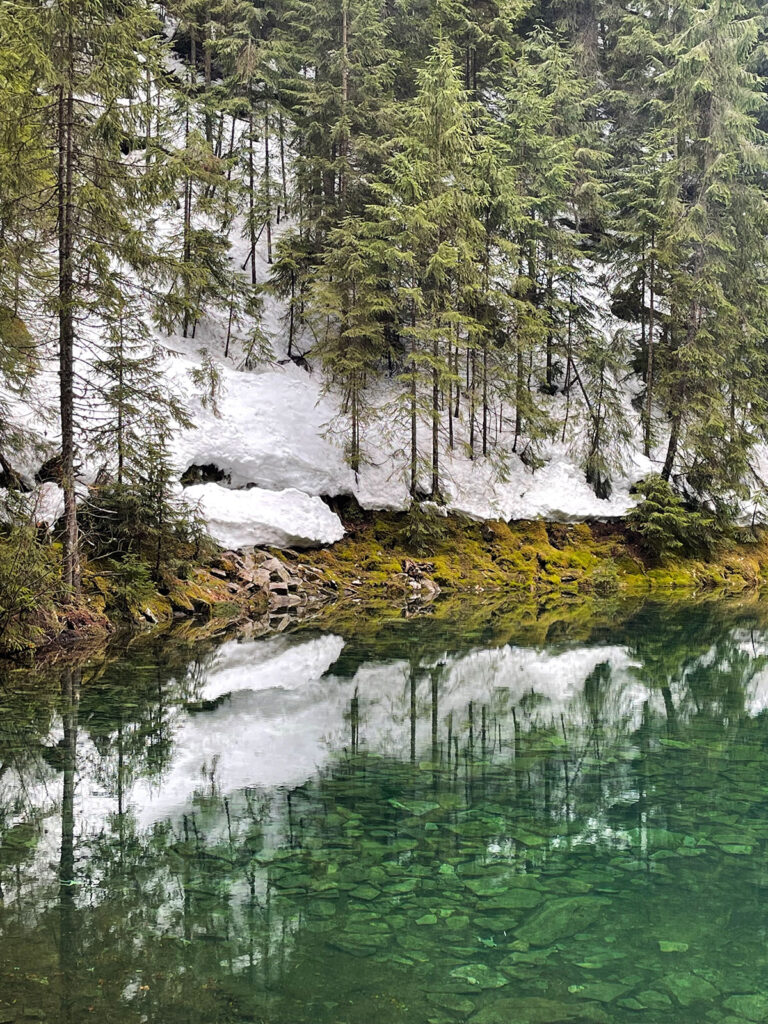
[[464, 877, 509, 897], [443, 915, 470, 930], [349, 884, 379, 900], [388, 798, 440, 816], [449, 964, 509, 990], [723, 994, 768, 1021], [634, 989, 673, 1010], [469, 996, 609, 1024], [618, 998, 645, 1011], [568, 980, 631, 1003], [384, 878, 419, 895], [427, 994, 476, 1016], [331, 938, 380, 957], [484, 889, 542, 910], [545, 877, 592, 895], [416, 914, 438, 926], [515, 897, 609, 946], [463, 875, 544, 906], [661, 972, 719, 1007]]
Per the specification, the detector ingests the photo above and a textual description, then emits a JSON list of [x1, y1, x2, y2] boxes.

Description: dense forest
[[0, 0, 767, 627]]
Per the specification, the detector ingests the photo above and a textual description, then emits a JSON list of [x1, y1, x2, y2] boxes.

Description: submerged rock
[[723, 994, 768, 1021], [469, 996, 609, 1024], [516, 897, 609, 946], [661, 972, 719, 1007], [449, 964, 509, 990]]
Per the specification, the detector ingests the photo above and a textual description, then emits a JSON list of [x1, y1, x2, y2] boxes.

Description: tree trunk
[[279, 113, 288, 216], [410, 309, 417, 497], [482, 337, 488, 457], [644, 238, 656, 458], [58, 71, 80, 597], [662, 413, 680, 482], [249, 110, 256, 285], [431, 327, 440, 499], [513, 337, 523, 452], [264, 103, 272, 264]]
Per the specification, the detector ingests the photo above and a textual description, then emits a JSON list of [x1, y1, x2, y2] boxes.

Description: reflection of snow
[[5, 624, 768, 910]]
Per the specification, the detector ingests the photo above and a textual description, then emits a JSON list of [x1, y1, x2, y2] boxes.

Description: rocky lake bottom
[[1, 597, 768, 1023]]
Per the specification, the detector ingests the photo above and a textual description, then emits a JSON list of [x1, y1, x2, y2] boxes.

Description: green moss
[[308, 512, 768, 605], [210, 601, 242, 620]]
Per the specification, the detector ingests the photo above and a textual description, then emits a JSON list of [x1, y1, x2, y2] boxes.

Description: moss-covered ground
[[7, 509, 768, 657], [307, 510, 768, 601]]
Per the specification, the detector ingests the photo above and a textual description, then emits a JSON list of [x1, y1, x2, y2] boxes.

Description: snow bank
[[167, 350, 356, 495], [0, 481, 65, 529], [183, 482, 345, 550], [166, 336, 648, 527]]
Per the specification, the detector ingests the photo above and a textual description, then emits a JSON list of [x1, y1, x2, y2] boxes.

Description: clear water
[[3, 599, 768, 1023]]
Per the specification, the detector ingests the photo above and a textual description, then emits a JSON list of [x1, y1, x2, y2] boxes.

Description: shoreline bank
[[10, 513, 768, 659]]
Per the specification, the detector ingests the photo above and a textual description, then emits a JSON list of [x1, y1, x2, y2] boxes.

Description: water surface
[[2, 599, 768, 1023]]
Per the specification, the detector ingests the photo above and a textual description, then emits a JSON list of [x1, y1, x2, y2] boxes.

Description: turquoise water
[[2, 600, 768, 1022]]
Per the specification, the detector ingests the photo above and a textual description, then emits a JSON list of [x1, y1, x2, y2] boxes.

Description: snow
[[0, 481, 65, 528], [183, 482, 345, 549], [168, 348, 356, 495]]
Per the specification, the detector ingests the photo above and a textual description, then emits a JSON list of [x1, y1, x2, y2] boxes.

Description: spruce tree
[[2, 0, 183, 594], [385, 38, 482, 498], [656, 0, 768, 499]]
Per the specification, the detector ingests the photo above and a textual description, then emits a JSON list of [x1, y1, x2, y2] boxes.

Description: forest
[[0, 0, 767, 634]]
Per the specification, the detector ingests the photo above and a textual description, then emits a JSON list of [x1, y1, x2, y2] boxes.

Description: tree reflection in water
[[2, 600, 768, 1022]]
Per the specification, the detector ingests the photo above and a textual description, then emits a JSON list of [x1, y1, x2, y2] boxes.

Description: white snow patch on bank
[[183, 482, 345, 549], [167, 348, 356, 495]]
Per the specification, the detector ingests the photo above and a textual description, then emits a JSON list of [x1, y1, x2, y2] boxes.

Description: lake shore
[[10, 510, 768, 660]]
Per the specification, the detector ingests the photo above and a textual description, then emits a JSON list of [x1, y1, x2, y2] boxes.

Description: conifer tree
[[656, 0, 768, 498], [2, 0, 181, 594], [385, 38, 483, 498]]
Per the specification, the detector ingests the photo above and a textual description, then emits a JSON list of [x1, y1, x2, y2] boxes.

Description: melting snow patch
[[183, 482, 345, 550]]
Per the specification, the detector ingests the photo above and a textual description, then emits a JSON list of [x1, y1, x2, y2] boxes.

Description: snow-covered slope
[[0, 215, 664, 550]]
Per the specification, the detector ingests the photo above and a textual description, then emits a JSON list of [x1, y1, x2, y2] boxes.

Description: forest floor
[[17, 509, 768, 660]]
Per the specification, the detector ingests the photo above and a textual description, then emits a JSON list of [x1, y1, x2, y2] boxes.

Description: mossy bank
[[6, 507, 768, 658]]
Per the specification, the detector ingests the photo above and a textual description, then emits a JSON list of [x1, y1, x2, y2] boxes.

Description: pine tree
[[656, 0, 768, 499], [89, 304, 190, 487], [3, 0, 183, 595], [385, 38, 483, 498]]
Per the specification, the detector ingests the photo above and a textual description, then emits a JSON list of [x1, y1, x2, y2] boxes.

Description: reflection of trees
[[58, 667, 78, 1024], [4, 607, 768, 1019]]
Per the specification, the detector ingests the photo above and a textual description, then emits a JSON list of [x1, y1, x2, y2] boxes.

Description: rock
[[270, 594, 302, 610], [618, 998, 645, 1011], [449, 964, 509, 990], [634, 990, 672, 1010], [484, 889, 543, 910], [263, 557, 292, 583], [416, 914, 438, 926], [470, 996, 609, 1024], [427, 995, 475, 1016], [516, 897, 608, 946], [723, 995, 768, 1021], [250, 568, 270, 588], [569, 981, 631, 1003], [659, 940, 689, 953], [661, 973, 719, 1007], [349, 884, 379, 901]]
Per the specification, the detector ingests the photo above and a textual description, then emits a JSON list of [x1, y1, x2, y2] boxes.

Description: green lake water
[[3, 598, 768, 1023]]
